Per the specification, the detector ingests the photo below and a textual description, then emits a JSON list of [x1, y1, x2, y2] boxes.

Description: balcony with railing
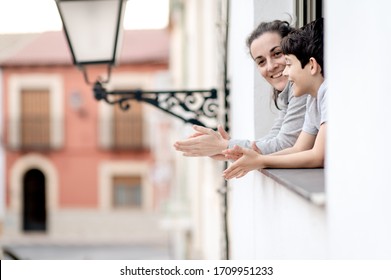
[[5, 116, 58, 151]]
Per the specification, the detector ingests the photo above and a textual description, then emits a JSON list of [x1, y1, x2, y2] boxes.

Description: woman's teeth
[[271, 71, 283, 78]]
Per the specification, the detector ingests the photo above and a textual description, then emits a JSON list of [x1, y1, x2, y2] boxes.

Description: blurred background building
[[0, 0, 225, 260], [0, 28, 173, 255]]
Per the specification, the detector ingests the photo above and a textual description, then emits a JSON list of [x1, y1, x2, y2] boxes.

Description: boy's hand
[[222, 146, 264, 179], [223, 144, 243, 161]]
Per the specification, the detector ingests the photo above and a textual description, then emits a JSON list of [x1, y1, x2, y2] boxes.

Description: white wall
[[227, 0, 391, 260], [254, 174, 327, 258], [326, 0, 391, 258], [227, 0, 256, 259], [228, 0, 294, 259]]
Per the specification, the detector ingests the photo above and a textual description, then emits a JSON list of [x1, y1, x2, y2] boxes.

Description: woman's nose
[[266, 59, 277, 71]]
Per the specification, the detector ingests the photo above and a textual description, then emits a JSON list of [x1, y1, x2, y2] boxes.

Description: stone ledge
[[261, 168, 325, 206]]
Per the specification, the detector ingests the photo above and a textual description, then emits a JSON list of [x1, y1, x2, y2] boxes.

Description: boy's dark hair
[[281, 17, 324, 75]]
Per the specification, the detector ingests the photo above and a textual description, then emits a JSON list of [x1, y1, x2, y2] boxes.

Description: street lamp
[[55, 0, 227, 130]]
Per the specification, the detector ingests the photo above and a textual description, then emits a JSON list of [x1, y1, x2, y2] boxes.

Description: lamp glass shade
[[56, 0, 126, 65]]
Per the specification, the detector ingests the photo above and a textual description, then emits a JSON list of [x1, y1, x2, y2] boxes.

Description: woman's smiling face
[[250, 32, 288, 92]]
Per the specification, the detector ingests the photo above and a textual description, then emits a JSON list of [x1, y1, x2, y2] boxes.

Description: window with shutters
[[7, 74, 64, 150], [20, 89, 51, 149], [112, 100, 144, 150]]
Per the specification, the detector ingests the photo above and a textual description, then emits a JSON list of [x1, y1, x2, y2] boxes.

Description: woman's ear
[[309, 57, 321, 75]]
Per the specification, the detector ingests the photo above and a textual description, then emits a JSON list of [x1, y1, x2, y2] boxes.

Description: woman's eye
[[273, 51, 283, 57], [257, 60, 266, 66]]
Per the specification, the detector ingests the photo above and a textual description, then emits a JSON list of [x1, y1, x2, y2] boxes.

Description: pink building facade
[[1, 30, 171, 242]]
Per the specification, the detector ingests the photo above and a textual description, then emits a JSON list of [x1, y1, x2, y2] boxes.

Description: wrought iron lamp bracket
[[93, 81, 223, 129]]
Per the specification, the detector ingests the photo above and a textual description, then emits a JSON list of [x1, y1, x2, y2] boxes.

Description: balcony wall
[[229, 0, 391, 259]]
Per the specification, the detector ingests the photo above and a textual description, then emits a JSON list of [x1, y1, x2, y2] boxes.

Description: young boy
[[223, 18, 326, 179]]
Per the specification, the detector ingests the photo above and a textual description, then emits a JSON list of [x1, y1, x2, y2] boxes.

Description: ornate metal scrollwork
[[93, 81, 222, 129]]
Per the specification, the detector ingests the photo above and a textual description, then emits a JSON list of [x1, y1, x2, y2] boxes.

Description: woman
[[174, 20, 307, 159]]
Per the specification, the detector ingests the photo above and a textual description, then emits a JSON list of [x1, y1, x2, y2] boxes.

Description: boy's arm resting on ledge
[[269, 130, 317, 156], [271, 123, 325, 155], [222, 124, 326, 179], [261, 123, 326, 168]]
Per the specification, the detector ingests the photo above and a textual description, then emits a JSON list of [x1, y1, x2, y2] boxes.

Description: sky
[[0, 0, 169, 34]]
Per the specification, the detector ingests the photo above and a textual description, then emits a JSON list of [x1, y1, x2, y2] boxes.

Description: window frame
[[8, 74, 64, 150], [295, 0, 323, 27], [98, 161, 153, 211]]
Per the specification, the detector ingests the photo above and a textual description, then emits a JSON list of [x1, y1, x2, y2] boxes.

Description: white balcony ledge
[[261, 168, 325, 206]]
